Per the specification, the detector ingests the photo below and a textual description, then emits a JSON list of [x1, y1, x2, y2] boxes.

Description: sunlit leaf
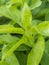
[[2, 45, 20, 65], [27, 35, 45, 65], [36, 21, 49, 36]]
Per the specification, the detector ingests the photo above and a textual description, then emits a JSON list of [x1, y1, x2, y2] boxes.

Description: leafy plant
[[0, 0, 49, 65]]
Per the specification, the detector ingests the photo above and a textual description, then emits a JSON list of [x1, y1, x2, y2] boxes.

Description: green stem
[[2, 36, 25, 61]]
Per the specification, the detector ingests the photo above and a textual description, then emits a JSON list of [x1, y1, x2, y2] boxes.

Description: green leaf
[[0, 5, 21, 25], [2, 36, 24, 60], [36, 21, 49, 36], [2, 45, 20, 65], [0, 35, 32, 51], [21, 3, 32, 29], [41, 40, 49, 65], [11, 0, 22, 3], [15, 52, 27, 65], [17, 44, 31, 51], [35, 8, 49, 18], [11, 0, 29, 6], [6, 54, 20, 65], [0, 61, 9, 65], [47, 0, 49, 2], [10, 0, 23, 6], [0, 25, 24, 34], [0, 34, 19, 44], [32, 20, 41, 26], [27, 35, 45, 65], [22, 0, 28, 4], [30, 0, 42, 10], [21, 3, 34, 46]]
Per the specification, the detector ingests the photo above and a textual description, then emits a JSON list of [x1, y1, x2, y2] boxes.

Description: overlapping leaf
[[0, 5, 21, 25], [2, 45, 20, 65], [2, 36, 24, 60]]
